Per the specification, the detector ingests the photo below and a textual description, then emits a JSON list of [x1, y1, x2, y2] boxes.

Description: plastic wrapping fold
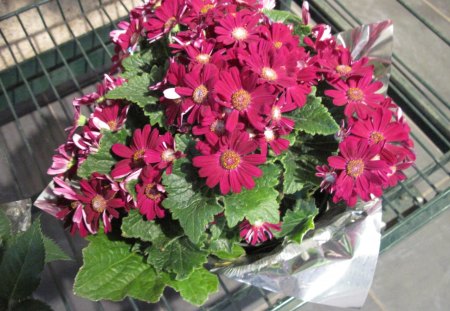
[[212, 199, 382, 308], [211, 21, 394, 309]]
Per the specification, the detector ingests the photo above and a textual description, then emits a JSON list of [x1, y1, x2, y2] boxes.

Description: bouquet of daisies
[[35, 0, 415, 306]]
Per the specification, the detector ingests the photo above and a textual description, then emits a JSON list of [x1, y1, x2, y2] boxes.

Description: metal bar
[[381, 189, 450, 253], [396, 0, 450, 46], [35, 6, 85, 96], [15, 14, 72, 125], [75, 0, 113, 58], [0, 0, 51, 21], [54, 0, 101, 79]]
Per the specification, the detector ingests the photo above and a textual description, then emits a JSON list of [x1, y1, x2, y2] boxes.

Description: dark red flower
[[111, 124, 159, 179], [136, 167, 166, 220], [192, 130, 266, 194], [146, 132, 183, 174], [239, 219, 281, 245], [325, 74, 384, 118]]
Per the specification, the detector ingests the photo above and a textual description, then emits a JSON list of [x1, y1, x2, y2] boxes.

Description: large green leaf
[[208, 239, 245, 260], [0, 220, 45, 302], [121, 209, 165, 242], [223, 163, 280, 227], [77, 129, 129, 179], [288, 95, 339, 135], [74, 232, 166, 302], [147, 236, 207, 280], [42, 236, 70, 263], [106, 67, 164, 126], [281, 150, 304, 194], [277, 199, 318, 243], [168, 268, 219, 306], [121, 49, 155, 79], [162, 158, 223, 244]]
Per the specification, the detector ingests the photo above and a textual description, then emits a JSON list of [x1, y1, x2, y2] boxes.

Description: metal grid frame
[[0, 0, 448, 310]]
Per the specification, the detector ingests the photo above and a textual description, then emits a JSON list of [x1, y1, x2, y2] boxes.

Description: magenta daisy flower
[[110, 19, 144, 53], [111, 124, 159, 179], [328, 138, 389, 206], [192, 130, 266, 194], [239, 219, 281, 245], [35, 177, 93, 237], [214, 10, 260, 46], [264, 96, 296, 134], [260, 22, 299, 51], [215, 67, 276, 132], [47, 143, 76, 176], [77, 173, 125, 233], [257, 126, 290, 155], [240, 41, 296, 88], [144, 0, 187, 42], [146, 132, 183, 174], [320, 48, 372, 81], [324, 74, 384, 118], [136, 167, 166, 221], [175, 64, 219, 124], [350, 107, 409, 147], [90, 103, 128, 132], [184, 39, 215, 65], [315, 164, 337, 193]]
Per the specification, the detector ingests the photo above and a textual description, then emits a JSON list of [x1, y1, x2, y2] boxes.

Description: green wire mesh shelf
[[0, 0, 449, 310]]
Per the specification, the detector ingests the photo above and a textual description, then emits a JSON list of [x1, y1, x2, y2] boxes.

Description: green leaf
[[209, 240, 245, 260], [77, 129, 129, 179], [223, 163, 280, 227], [121, 209, 165, 242], [106, 67, 164, 126], [121, 49, 155, 78], [147, 236, 207, 280], [262, 9, 311, 38], [263, 9, 302, 24], [162, 158, 223, 244], [277, 199, 318, 243], [168, 268, 219, 306], [12, 299, 53, 311], [0, 209, 11, 242], [42, 236, 70, 263], [281, 150, 304, 194], [74, 232, 166, 302], [288, 95, 339, 135], [0, 220, 45, 302]]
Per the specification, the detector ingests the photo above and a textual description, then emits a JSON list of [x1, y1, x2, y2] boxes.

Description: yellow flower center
[[231, 27, 248, 41], [261, 67, 277, 81], [195, 53, 210, 64], [200, 4, 214, 14], [231, 89, 251, 111], [346, 159, 365, 178], [273, 41, 283, 49], [70, 201, 79, 210], [193, 84, 208, 104], [220, 150, 241, 170], [133, 149, 145, 162], [161, 148, 176, 162], [336, 65, 352, 75], [144, 183, 161, 200], [347, 88, 364, 101], [91, 195, 107, 213], [107, 120, 117, 131], [370, 131, 385, 144], [164, 17, 177, 31]]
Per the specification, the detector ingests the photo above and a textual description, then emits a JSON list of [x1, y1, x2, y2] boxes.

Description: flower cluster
[[38, 0, 414, 247]]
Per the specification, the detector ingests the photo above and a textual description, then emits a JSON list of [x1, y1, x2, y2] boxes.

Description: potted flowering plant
[[36, 0, 414, 306]]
